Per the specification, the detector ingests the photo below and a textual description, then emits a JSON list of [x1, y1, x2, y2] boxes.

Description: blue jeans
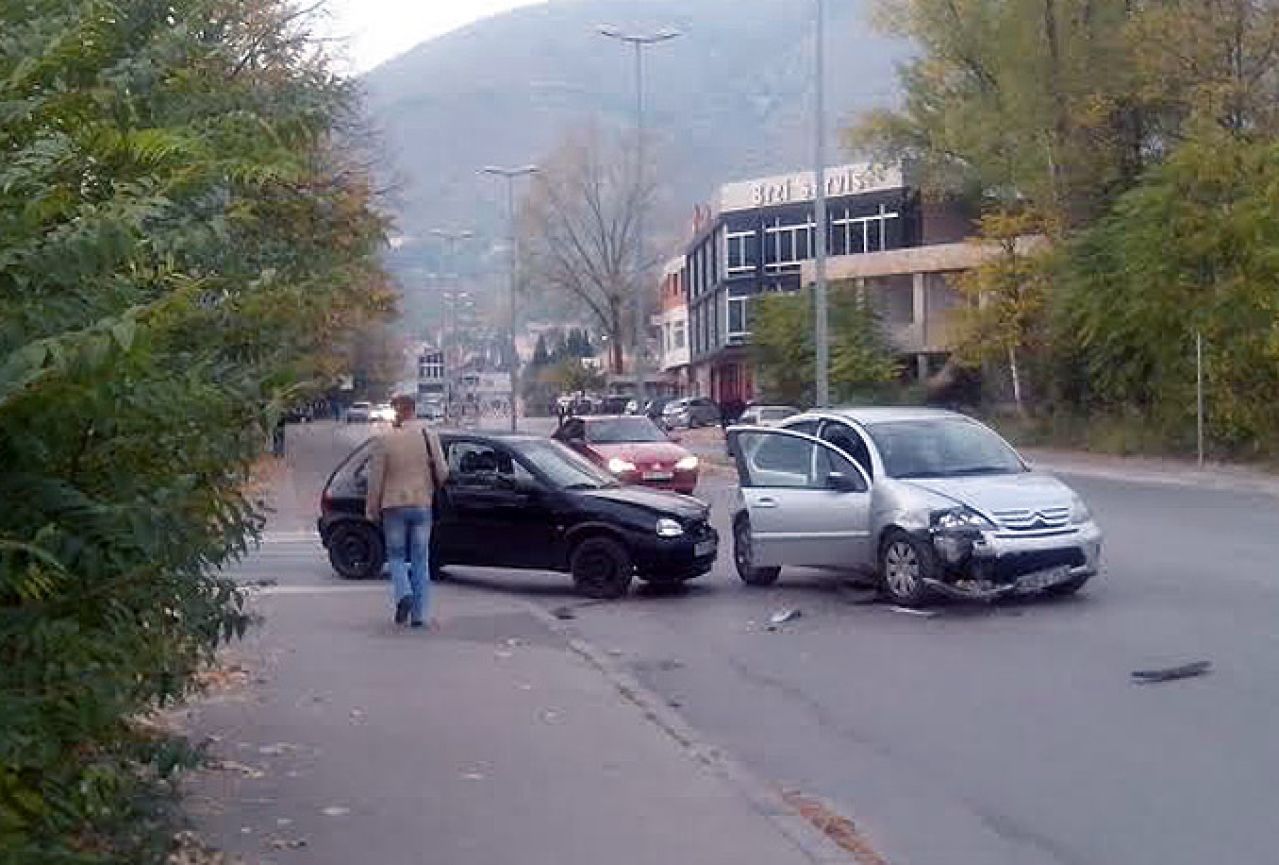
[[381, 506, 432, 623]]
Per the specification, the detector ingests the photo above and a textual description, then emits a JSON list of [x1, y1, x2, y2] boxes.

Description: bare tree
[[519, 125, 654, 375]]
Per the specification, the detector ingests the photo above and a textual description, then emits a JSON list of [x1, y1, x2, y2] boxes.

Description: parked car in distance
[[728, 407, 1103, 606], [641, 397, 675, 422], [662, 396, 721, 429], [739, 404, 800, 426], [319, 432, 717, 598], [416, 399, 445, 421], [554, 415, 700, 494], [599, 395, 631, 415], [345, 401, 373, 423]]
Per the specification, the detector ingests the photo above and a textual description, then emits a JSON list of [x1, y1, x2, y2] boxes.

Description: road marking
[[244, 584, 383, 597]]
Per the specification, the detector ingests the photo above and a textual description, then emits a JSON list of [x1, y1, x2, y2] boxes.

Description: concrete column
[[912, 272, 927, 349]]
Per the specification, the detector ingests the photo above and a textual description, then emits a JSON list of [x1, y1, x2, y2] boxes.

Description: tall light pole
[[480, 165, 538, 432], [813, 0, 831, 407], [598, 24, 680, 402], [429, 229, 473, 373]]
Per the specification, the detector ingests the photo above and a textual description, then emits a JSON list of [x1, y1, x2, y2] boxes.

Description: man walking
[[365, 394, 450, 628]]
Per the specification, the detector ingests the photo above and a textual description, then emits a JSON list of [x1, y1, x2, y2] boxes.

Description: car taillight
[[321, 491, 334, 513]]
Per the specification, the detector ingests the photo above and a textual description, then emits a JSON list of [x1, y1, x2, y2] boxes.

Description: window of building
[[726, 229, 758, 274], [831, 203, 899, 257], [420, 353, 444, 380], [727, 295, 750, 338], [764, 215, 818, 271], [673, 319, 686, 350]]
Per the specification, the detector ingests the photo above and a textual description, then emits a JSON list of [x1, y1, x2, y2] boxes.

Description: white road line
[[243, 584, 383, 596]]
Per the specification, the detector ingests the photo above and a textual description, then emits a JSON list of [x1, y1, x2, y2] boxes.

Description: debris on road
[[320, 805, 350, 817], [889, 606, 938, 618], [551, 605, 576, 620], [1131, 660, 1213, 684], [770, 608, 802, 625], [267, 837, 308, 850]]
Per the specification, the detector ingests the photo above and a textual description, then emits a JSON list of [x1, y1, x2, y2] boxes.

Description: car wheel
[[879, 530, 935, 607], [570, 536, 633, 599], [1045, 573, 1091, 597], [734, 516, 781, 586], [327, 522, 385, 580]]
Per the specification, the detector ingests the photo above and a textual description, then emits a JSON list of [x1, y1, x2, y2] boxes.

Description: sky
[[324, 0, 546, 73]]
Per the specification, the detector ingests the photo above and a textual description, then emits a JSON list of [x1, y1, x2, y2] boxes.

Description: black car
[[318, 432, 718, 599]]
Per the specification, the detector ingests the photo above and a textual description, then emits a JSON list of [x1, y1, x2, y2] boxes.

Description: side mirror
[[825, 471, 865, 493]]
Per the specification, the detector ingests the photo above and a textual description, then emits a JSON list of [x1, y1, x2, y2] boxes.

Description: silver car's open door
[[727, 427, 873, 569]]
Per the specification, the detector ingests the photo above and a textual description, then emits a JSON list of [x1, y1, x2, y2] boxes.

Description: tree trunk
[[609, 306, 624, 374], [1008, 344, 1025, 415]]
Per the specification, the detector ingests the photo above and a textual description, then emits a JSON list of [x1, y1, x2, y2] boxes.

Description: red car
[[554, 415, 700, 494]]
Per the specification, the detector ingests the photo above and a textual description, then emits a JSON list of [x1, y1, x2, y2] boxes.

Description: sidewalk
[[180, 582, 848, 865]]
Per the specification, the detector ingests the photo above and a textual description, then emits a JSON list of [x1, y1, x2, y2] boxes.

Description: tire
[[1045, 573, 1091, 597], [570, 536, 633, 599], [734, 516, 781, 587], [878, 530, 936, 607], [327, 522, 385, 580]]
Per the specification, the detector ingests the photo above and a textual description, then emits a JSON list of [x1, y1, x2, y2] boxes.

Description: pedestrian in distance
[[365, 394, 450, 629]]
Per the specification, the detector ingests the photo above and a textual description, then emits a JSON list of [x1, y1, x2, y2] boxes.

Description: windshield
[[866, 419, 1026, 479], [758, 408, 795, 422], [517, 440, 619, 490], [586, 417, 669, 443]]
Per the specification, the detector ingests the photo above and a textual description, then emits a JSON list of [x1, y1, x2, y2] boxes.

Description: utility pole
[[480, 166, 538, 432], [813, 0, 830, 407], [598, 24, 680, 403]]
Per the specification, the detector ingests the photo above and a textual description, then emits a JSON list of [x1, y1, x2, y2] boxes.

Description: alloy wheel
[[884, 540, 921, 598]]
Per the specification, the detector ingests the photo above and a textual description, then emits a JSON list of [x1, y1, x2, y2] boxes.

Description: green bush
[[0, 2, 390, 862]]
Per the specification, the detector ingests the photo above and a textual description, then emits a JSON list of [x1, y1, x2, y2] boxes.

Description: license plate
[[694, 539, 717, 557], [644, 471, 674, 481], [1019, 566, 1071, 591]]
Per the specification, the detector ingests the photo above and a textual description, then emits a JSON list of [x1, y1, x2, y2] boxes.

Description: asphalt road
[[271, 420, 1279, 865]]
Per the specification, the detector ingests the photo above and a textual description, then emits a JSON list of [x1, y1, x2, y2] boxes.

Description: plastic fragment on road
[[269, 837, 308, 850], [889, 606, 938, 618], [320, 805, 350, 817], [1131, 660, 1212, 684], [769, 608, 802, 625]]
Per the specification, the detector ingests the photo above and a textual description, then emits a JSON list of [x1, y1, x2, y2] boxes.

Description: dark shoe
[[410, 620, 425, 629], [394, 597, 412, 625]]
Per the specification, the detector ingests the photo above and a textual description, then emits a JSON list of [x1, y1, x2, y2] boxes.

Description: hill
[[362, 0, 906, 315]]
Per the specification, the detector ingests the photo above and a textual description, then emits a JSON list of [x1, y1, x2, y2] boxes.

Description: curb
[[521, 599, 877, 864]]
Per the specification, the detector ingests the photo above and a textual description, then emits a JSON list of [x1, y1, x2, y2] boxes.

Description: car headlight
[[656, 518, 685, 538], [607, 457, 637, 474], [931, 507, 994, 532], [1070, 494, 1092, 525], [675, 455, 699, 471]]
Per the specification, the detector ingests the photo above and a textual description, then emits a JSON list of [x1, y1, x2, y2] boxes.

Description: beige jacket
[[365, 423, 450, 519]]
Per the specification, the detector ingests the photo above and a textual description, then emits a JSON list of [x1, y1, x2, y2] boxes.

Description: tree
[[752, 290, 899, 406], [953, 209, 1056, 414], [545, 358, 605, 395], [850, 0, 1147, 226], [519, 125, 654, 374], [1056, 127, 1279, 454], [0, 2, 390, 861], [532, 333, 551, 367]]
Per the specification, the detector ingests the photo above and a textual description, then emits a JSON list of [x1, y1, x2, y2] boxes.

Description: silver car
[[662, 396, 721, 429], [728, 407, 1103, 606]]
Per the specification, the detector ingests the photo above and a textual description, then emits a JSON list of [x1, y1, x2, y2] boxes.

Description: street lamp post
[[480, 165, 538, 432], [429, 229, 473, 373], [813, 0, 830, 407], [597, 24, 680, 403]]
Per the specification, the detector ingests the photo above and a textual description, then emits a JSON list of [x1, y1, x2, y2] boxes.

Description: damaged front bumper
[[925, 521, 1103, 600]]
